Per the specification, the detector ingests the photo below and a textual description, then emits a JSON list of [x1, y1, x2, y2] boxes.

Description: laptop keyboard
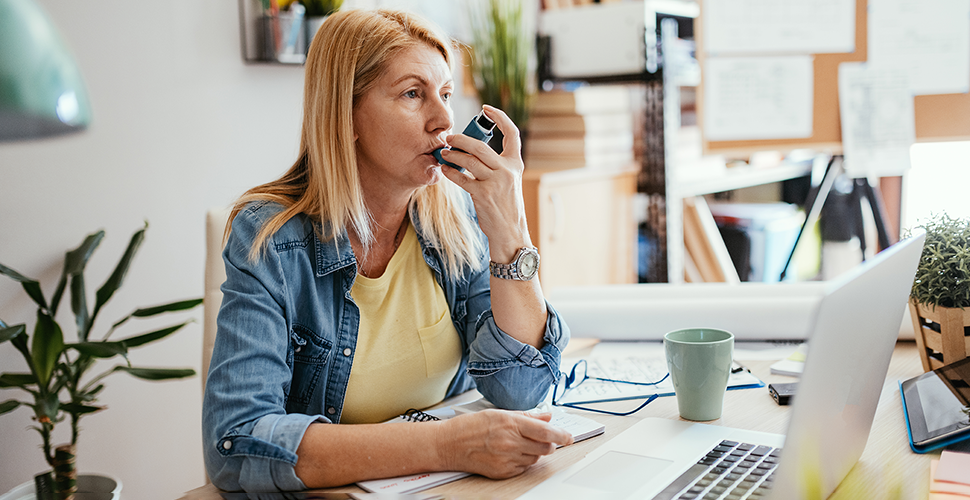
[[651, 440, 781, 500]]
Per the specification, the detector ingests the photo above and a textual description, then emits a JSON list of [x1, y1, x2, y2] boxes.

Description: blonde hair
[[229, 9, 485, 276]]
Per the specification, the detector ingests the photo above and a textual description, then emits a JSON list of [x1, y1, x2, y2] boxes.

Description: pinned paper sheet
[[868, 0, 970, 96], [838, 62, 914, 178], [703, 56, 814, 142], [702, 0, 855, 55]]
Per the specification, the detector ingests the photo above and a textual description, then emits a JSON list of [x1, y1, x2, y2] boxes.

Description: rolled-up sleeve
[[453, 205, 571, 411], [202, 207, 323, 492], [467, 302, 570, 410]]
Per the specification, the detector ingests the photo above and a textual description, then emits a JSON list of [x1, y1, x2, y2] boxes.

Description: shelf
[[672, 162, 812, 199], [664, 128, 816, 284]]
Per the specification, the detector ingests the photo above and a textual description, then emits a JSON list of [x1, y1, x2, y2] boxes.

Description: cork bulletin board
[[698, 0, 970, 157]]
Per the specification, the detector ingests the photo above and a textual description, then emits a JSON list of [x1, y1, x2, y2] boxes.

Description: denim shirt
[[202, 199, 570, 492]]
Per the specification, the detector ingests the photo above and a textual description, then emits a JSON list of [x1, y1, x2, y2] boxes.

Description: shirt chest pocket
[[288, 324, 332, 406], [417, 313, 462, 378]]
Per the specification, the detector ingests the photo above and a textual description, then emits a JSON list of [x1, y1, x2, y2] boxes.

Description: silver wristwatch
[[489, 247, 540, 281]]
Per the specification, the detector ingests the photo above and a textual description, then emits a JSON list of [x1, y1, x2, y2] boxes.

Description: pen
[[284, 3, 305, 55]]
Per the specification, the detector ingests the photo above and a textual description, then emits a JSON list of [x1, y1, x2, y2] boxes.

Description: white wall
[[0, 0, 480, 497]]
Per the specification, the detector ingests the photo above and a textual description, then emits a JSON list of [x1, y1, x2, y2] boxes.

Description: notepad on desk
[[929, 451, 970, 499], [769, 343, 807, 377], [356, 401, 605, 495], [454, 398, 607, 445]]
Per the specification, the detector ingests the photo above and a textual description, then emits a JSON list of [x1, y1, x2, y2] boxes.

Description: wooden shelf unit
[[523, 165, 640, 292]]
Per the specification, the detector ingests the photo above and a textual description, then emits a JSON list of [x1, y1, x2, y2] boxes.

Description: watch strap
[[489, 247, 539, 281]]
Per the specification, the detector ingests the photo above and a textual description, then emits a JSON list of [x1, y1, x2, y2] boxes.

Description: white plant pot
[[0, 474, 122, 500]]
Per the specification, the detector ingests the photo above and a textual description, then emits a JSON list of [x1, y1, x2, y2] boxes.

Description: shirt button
[[343, 348, 352, 357], [295, 346, 302, 353], [222, 440, 232, 450], [327, 407, 336, 415]]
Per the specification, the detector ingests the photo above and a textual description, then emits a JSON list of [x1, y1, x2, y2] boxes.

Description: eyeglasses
[[552, 359, 670, 416]]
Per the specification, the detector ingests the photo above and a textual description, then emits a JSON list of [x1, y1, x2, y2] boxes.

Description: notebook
[[520, 231, 924, 500], [356, 402, 605, 495]]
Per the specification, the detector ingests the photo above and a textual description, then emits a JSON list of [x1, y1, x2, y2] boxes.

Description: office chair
[[202, 208, 231, 394]]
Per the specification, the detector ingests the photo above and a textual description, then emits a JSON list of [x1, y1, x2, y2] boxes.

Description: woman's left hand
[[439, 105, 532, 262]]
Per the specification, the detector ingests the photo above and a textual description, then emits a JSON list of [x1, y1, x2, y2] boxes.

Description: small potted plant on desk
[[0, 223, 202, 500], [908, 213, 970, 372]]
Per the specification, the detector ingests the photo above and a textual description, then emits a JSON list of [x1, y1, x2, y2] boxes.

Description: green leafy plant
[[0, 223, 201, 479], [909, 213, 970, 309], [469, 0, 532, 132], [299, 0, 342, 17]]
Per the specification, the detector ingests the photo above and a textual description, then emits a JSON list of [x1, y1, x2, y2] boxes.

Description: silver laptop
[[521, 232, 925, 500]]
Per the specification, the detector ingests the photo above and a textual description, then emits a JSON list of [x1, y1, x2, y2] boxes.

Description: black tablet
[[900, 356, 970, 453]]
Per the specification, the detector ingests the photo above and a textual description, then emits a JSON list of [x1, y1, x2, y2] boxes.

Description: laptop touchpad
[[564, 451, 673, 495]]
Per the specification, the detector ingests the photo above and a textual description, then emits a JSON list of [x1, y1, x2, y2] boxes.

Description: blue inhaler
[[433, 110, 496, 172]]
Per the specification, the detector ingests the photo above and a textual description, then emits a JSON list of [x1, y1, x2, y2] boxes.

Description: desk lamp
[[0, 0, 91, 141]]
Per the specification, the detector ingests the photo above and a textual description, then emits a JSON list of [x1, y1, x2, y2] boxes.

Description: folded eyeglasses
[[551, 359, 670, 416]]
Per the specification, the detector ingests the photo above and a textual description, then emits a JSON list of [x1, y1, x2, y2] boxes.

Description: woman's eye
[[405, 90, 419, 99], [441, 92, 452, 102]]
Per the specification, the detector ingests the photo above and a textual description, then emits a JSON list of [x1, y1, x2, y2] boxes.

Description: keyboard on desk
[[653, 440, 781, 500]]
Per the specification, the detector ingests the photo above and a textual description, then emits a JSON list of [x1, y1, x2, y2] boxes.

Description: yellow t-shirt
[[340, 222, 462, 424]]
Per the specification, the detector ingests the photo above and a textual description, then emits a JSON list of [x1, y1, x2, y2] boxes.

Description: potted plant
[[300, 0, 342, 50], [908, 213, 970, 371], [468, 0, 533, 152], [0, 223, 202, 500]]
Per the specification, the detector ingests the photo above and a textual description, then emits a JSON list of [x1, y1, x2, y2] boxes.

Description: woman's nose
[[428, 97, 453, 134]]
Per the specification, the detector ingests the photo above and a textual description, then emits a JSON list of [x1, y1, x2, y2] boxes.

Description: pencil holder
[[260, 14, 306, 63], [909, 298, 970, 372]]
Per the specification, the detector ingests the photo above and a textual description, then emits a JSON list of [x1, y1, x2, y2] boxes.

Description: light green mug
[[664, 328, 734, 421]]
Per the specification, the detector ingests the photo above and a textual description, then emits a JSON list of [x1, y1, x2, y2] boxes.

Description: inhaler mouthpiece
[[434, 110, 496, 171]]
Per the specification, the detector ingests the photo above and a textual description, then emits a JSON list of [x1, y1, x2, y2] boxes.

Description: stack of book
[[524, 85, 635, 170], [707, 202, 805, 283]]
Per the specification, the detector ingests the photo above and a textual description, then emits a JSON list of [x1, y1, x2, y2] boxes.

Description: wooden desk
[[181, 341, 936, 499]]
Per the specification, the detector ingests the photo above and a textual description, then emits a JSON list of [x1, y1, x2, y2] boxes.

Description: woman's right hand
[[436, 409, 574, 478]]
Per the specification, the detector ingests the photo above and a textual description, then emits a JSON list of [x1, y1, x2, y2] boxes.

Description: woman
[[202, 8, 572, 492]]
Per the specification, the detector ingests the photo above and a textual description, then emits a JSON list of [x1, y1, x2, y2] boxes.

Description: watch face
[[517, 251, 539, 279]]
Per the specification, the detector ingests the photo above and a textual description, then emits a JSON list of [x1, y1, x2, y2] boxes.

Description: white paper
[[868, 0, 970, 96], [838, 62, 915, 177], [359, 408, 469, 494], [703, 56, 814, 141], [556, 343, 764, 405], [357, 471, 471, 495], [703, 0, 855, 55]]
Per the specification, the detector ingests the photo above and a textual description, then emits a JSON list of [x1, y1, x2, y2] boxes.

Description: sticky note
[[936, 451, 970, 486], [930, 459, 970, 499]]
